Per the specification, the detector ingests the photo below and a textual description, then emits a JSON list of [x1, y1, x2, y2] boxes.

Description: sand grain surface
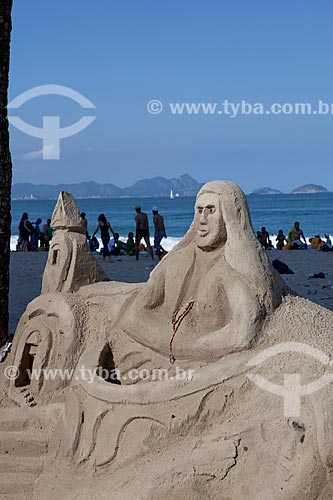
[[9, 252, 155, 333], [8, 249, 333, 334]]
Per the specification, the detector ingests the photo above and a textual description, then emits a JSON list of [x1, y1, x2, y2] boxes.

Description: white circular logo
[[147, 99, 163, 114], [4, 365, 19, 380]]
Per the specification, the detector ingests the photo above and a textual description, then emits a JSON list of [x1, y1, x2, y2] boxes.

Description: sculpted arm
[[141, 262, 167, 309], [195, 278, 263, 358]]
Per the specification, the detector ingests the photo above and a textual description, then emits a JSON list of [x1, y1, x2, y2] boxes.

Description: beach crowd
[[16, 205, 168, 261], [17, 213, 53, 252], [17, 210, 333, 260], [257, 221, 333, 252]]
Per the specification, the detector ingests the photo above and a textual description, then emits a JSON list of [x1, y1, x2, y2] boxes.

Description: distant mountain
[[291, 184, 329, 194], [250, 187, 283, 195], [12, 174, 202, 200], [122, 174, 201, 197], [12, 181, 122, 200]]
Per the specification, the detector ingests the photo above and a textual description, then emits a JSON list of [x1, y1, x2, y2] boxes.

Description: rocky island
[[250, 187, 283, 195], [291, 184, 329, 194]]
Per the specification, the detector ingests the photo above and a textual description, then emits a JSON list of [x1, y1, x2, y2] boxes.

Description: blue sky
[[8, 0, 333, 192]]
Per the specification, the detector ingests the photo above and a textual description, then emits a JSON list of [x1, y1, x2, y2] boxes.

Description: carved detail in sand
[[8, 295, 84, 406]]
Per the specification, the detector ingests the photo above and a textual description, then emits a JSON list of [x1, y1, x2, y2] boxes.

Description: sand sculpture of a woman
[[111, 180, 284, 365]]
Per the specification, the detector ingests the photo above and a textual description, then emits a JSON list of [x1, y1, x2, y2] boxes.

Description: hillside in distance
[[250, 187, 283, 195], [12, 174, 202, 200], [291, 184, 329, 194]]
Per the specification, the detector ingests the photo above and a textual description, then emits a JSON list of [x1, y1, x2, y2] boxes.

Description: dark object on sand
[[272, 259, 294, 275], [292, 421, 305, 432], [308, 272, 326, 279]]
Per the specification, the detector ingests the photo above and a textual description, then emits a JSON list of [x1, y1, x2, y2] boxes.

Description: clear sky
[[8, 0, 333, 192]]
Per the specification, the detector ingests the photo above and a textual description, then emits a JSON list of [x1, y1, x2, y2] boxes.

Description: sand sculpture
[[8, 191, 106, 407], [1, 182, 332, 500], [42, 191, 106, 294]]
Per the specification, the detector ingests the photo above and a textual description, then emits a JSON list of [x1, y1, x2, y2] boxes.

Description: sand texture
[[9, 249, 333, 334]]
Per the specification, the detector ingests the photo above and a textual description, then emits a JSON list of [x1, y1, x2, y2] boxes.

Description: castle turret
[[42, 191, 106, 294]]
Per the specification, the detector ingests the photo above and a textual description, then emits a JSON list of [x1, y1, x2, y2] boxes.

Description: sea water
[[10, 192, 333, 251]]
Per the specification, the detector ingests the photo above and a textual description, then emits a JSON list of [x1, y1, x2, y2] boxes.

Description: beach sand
[[8, 248, 333, 334], [268, 249, 333, 310], [9, 252, 155, 334]]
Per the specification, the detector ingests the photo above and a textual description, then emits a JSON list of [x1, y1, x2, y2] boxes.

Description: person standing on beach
[[31, 218, 43, 250], [92, 214, 115, 259], [18, 212, 32, 252], [152, 207, 167, 260], [134, 205, 154, 261], [42, 218, 53, 250]]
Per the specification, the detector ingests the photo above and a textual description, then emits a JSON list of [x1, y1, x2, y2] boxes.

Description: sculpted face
[[195, 192, 227, 249]]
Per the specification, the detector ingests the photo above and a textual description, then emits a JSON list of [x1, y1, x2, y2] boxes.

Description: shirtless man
[[134, 205, 154, 261], [257, 226, 271, 249], [152, 207, 167, 260]]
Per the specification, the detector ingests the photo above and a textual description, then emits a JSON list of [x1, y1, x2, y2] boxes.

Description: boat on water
[[170, 189, 174, 199]]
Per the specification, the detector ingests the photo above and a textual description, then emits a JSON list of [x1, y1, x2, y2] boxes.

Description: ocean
[[11, 192, 333, 250]]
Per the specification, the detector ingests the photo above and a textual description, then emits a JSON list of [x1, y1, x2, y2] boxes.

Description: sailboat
[[170, 189, 174, 199]]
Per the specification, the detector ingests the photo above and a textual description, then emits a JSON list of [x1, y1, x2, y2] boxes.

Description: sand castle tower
[[42, 191, 106, 294], [6, 192, 107, 407]]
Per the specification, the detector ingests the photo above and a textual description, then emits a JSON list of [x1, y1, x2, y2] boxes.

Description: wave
[[10, 234, 183, 252], [10, 233, 332, 252]]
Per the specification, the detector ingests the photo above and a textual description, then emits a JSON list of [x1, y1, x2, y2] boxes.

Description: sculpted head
[[195, 192, 227, 250]]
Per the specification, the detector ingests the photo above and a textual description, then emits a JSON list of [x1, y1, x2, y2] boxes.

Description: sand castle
[[1, 182, 332, 499]]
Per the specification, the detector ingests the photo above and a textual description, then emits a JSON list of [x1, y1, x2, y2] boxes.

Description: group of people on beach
[[81, 205, 167, 261], [17, 213, 53, 252], [257, 221, 333, 252], [17, 209, 333, 258], [17, 205, 167, 261]]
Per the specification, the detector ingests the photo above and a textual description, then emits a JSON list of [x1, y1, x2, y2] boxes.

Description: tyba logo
[[246, 342, 332, 417], [8, 84, 96, 160]]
